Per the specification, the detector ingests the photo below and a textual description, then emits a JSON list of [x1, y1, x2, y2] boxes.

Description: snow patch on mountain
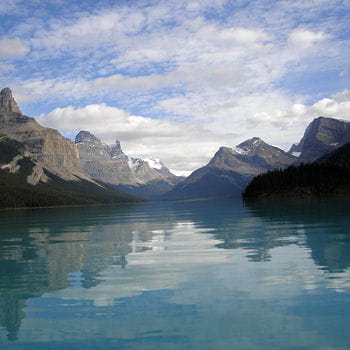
[[143, 157, 163, 170], [128, 157, 142, 170], [232, 146, 249, 155]]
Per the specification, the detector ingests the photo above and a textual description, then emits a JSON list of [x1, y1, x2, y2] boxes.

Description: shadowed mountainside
[[164, 137, 296, 200], [243, 142, 350, 200], [0, 88, 141, 208]]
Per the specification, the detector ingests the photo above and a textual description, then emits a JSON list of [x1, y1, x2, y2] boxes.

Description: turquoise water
[[0, 198, 350, 349]]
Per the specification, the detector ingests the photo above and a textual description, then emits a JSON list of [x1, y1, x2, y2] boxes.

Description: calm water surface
[[0, 198, 350, 349]]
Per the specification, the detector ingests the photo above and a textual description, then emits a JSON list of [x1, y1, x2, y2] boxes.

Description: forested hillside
[[242, 163, 350, 199]]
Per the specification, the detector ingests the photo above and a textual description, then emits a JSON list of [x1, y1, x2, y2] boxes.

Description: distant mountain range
[[164, 137, 296, 199], [75, 130, 184, 199], [0, 87, 182, 207], [163, 116, 350, 200], [1, 86, 350, 206]]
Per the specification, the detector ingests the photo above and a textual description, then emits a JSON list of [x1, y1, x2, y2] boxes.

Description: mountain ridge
[[75, 130, 183, 199], [0, 87, 93, 183], [164, 137, 296, 200], [289, 116, 350, 163], [2, 86, 350, 204], [0, 88, 142, 207]]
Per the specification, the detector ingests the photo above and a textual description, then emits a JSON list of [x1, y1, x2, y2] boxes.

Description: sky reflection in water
[[0, 198, 350, 349]]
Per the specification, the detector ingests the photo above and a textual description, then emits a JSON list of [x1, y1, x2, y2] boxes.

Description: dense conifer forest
[[243, 142, 350, 199], [242, 163, 350, 199]]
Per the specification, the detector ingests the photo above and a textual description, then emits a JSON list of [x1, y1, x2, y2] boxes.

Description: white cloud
[[30, 10, 145, 53], [94, 72, 180, 92], [0, 37, 29, 58], [219, 27, 271, 44], [13, 4, 334, 120], [36, 104, 237, 174], [332, 89, 350, 102], [157, 88, 350, 153], [8, 1, 344, 116], [312, 98, 350, 119], [35, 86, 350, 175], [288, 29, 329, 48]]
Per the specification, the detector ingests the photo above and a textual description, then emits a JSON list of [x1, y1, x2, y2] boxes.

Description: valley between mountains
[[1, 86, 350, 208]]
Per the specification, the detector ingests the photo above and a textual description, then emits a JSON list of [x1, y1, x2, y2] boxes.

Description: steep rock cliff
[[0, 87, 89, 181]]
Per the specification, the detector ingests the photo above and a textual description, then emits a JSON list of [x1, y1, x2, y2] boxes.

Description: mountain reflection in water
[[0, 199, 349, 349]]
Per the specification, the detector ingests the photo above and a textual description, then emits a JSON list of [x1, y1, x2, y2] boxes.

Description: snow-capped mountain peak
[[143, 157, 164, 170], [232, 137, 264, 155]]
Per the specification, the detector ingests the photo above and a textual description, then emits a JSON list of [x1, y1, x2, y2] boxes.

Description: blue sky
[[1, 0, 350, 174]]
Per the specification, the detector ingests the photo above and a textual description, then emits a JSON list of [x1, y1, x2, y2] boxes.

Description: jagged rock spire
[[75, 130, 100, 144], [0, 87, 21, 114], [108, 140, 124, 158]]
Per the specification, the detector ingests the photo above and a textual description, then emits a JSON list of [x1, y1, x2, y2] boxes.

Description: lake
[[0, 198, 350, 349]]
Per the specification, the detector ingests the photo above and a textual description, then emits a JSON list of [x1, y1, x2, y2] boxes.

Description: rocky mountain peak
[[75, 130, 178, 192], [0, 87, 21, 114], [75, 131, 127, 163], [233, 137, 267, 155], [75, 130, 101, 145], [211, 137, 295, 172], [303, 117, 350, 143], [288, 143, 301, 156], [167, 137, 296, 200], [143, 156, 175, 176], [0, 88, 94, 182], [108, 140, 124, 159], [296, 116, 350, 162], [75, 130, 113, 162]]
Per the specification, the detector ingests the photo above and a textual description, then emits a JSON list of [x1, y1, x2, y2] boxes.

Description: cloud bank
[[37, 104, 237, 175], [37, 89, 350, 174]]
